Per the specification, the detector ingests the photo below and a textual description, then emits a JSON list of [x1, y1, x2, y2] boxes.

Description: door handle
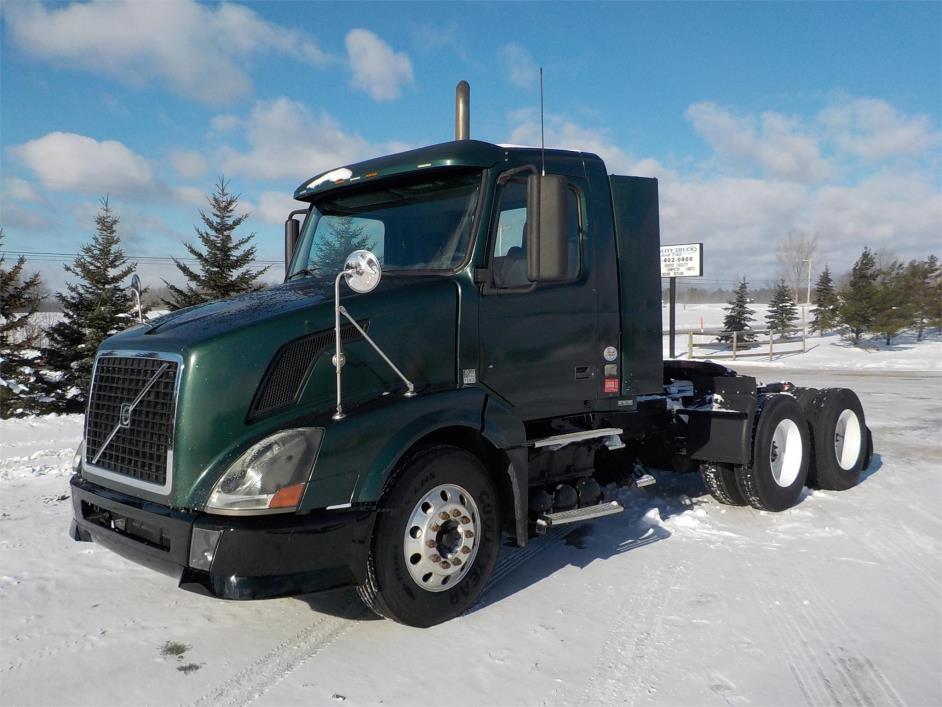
[[574, 366, 592, 380]]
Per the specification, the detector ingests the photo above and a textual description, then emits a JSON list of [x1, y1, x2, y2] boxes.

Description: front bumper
[[69, 475, 376, 599]]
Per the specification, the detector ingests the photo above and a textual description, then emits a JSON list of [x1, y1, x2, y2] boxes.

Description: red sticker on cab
[[603, 378, 619, 394]]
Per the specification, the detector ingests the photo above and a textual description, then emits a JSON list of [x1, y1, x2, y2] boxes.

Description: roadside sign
[[660, 243, 703, 278]]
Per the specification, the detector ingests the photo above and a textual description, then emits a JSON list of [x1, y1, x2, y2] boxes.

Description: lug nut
[[464, 530, 474, 538], [452, 558, 462, 567], [439, 512, 450, 521], [451, 509, 462, 518], [431, 523, 440, 532], [426, 540, 437, 548], [460, 516, 471, 525], [461, 546, 471, 555], [440, 561, 450, 569], [430, 554, 441, 562]]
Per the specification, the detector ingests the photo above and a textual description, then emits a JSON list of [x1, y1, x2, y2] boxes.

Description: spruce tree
[[310, 216, 374, 275], [907, 255, 941, 340], [810, 266, 839, 334], [46, 199, 137, 412], [766, 280, 799, 339], [872, 260, 911, 346], [0, 228, 46, 417], [718, 278, 756, 344], [838, 247, 879, 346], [163, 177, 269, 310]]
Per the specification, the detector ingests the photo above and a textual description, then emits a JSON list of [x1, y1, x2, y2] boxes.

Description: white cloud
[[345, 29, 414, 101], [818, 97, 941, 161], [3, 176, 44, 204], [13, 132, 158, 196], [4, 0, 332, 104], [499, 43, 539, 89], [12, 132, 205, 207], [257, 191, 305, 225], [217, 97, 374, 182], [169, 150, 208, 180], [686, 102, 831, 183], [507, 105, 940, 282]]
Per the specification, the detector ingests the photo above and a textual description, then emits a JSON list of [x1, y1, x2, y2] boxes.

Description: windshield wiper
[[288, 266, 320, 281]]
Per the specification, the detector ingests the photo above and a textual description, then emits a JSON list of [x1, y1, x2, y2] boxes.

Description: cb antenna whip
[[540, 67, 546, 176]]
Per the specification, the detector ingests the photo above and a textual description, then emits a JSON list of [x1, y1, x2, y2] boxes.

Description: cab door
[[477, 171, 600, 421]]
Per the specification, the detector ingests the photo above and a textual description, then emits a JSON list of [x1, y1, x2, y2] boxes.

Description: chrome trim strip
[[82, 350, 184, 497]]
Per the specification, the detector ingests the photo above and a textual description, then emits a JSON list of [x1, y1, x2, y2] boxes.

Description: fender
[[483, 394, 529, 546]]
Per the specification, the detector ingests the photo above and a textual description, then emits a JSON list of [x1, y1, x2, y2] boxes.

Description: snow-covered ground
[[2, 342, 941, 705]]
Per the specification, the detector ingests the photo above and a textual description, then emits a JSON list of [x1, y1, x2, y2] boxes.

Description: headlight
[[205, 428, 324, 514]]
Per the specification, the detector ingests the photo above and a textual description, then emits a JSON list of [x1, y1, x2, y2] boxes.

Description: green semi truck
[[69, 83, 872, 627]]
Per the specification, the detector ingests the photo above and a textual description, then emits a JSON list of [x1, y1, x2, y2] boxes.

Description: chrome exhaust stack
[[455, 80, 470, 141]]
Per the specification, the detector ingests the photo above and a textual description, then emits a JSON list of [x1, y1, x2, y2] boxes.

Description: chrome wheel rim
[[770, 418, 803, 487], [834, 409, 862, 471], [403, 483, 480, 593]]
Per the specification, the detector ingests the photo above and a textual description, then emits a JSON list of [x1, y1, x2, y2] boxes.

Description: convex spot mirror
[[343, 250, 382, 293], [526, 174, 569, 283]]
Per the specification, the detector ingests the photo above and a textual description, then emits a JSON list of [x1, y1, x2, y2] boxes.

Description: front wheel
[[357, 446, 500, 628]]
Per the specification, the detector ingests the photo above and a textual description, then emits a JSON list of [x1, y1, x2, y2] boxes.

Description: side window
[[491, 178, 581, 288]]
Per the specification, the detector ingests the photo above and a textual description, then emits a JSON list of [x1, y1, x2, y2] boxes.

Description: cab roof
[[293, 139, 601, 200]]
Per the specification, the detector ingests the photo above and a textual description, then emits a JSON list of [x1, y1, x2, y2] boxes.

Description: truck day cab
[[69, 83, 872, 627]]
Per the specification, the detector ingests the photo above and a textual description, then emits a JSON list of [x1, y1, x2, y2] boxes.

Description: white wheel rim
[[402, 483, 480, 593], [834, 409, 862, 471], [770, 418, 803, 487]]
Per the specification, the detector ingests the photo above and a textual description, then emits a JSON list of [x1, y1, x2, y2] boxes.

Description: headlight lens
[[205, 428, 324, 514]]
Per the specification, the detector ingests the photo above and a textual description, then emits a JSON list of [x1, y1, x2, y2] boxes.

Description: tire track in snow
[[751, 562, 903, 707], [189, 596, 366, 707], [483, 526, 572, 591]]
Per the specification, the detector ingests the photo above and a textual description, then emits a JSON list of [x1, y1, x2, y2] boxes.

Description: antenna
[[539, 67, 545, 176]]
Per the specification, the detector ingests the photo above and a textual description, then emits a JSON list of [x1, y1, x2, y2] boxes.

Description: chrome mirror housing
[[342, 249, 381, 294], [129, 273, 146, 324]]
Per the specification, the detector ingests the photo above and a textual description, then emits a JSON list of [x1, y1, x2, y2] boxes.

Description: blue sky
[[2, 1, 940, 293]]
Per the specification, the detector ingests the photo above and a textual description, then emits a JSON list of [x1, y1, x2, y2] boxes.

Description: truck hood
[[141, 279, 333, 341]]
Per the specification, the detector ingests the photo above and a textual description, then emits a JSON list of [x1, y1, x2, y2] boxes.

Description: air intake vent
[[248, 323, 364, 419]]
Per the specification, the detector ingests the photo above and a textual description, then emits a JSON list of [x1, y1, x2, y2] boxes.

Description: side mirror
[[342, 250, 382, 293], [285, 217, 301, 275], [128, 273, 145, 324], [526, 174, 569, 282]]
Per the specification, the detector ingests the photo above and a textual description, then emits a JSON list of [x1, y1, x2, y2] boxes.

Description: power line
[[4, 250, 282, 264]]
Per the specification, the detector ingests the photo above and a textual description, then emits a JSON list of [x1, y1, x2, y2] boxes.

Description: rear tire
[[701, 463, 747, 505], [357, 446, 500, 628], [805, 388, 867, 491], [737, 395, 810, 511]]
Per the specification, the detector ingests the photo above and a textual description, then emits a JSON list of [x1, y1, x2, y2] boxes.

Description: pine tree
[[766, 280, 799, 339], [163, 177, 270, 310], [0, 228, 46, 417], [838, 247, 879, 346], [718, 278, 756, 344], [872, 260, 912, 346], [907, 255, 941, 340], [45, 199, 137, 412], [810, 266, 839, 335], [310, 216, 374, 275]]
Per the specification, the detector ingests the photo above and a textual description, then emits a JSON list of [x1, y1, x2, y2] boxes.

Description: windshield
[[288, 169, 483, 279]]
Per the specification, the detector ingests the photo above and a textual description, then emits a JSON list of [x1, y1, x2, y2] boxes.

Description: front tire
[[357, 446, 500, 628], [737, 395, 810, 511]]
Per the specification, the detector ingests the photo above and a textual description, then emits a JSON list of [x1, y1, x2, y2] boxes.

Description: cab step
[[535, 500, 624, 530]]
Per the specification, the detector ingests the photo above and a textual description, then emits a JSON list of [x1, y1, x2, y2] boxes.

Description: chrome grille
[[85, 355, 179, 486]]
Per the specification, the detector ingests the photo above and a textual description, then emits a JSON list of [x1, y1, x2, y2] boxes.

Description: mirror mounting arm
[[332, 251, 415, 421]]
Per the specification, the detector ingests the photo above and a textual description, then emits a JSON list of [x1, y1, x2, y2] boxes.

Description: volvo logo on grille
[[119, 402, 133, 427]]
